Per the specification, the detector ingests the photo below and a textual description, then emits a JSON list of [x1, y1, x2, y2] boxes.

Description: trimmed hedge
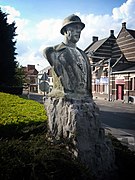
[[0, 92, 47, 138]]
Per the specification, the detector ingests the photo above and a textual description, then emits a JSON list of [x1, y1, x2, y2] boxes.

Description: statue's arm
[[43, 47, 54, 66]]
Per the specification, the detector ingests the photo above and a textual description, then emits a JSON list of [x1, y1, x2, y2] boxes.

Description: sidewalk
[[93, 93, 135, 104], [103, 124, 135, 151], [94, 98, 135, 151]]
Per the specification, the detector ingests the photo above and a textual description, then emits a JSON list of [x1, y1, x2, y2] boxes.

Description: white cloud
[[1, 5, 30, 41], [17, 48, 49, 70], [77, 13, 115, 49], [36, 18, 62, 40], [1, 5, 20, 20], [1, 0, 135, 70], [112, 0, 135, 26]]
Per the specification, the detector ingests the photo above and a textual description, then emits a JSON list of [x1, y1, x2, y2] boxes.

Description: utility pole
[[108, 58, 111, 101]]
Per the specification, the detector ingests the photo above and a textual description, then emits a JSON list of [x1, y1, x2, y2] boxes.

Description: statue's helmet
[[60, 14, 85, 35]]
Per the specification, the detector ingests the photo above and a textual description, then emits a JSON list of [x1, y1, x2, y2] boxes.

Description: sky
[[0, 0, 135, 71]]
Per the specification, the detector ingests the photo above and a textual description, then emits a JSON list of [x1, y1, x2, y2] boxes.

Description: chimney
[[28, 65, 35, 70], [122, 22, 126, 29], [110, 30, 114, 36], [92, 36, 98, 42]]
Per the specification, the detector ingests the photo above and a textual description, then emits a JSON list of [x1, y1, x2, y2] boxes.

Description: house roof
[[117, 22, 135, 39], [112, 62, 135, 72], [111, 51, 135, 73], [127, 29, 135, 39], [28, 69, 38, 75], [85, 38, 108, 54], [23, 66, 38, 75]]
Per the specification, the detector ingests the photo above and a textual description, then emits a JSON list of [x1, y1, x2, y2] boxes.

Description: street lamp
[[108, 58, 111, 101]]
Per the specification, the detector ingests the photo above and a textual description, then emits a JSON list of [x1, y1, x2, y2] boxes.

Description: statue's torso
[[45, 43, 91, 98]]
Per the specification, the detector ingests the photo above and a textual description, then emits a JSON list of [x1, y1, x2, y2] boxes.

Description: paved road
[[94, 98, 135, 151], [28, 92, 45, 104], [28, 93, 135, 150]]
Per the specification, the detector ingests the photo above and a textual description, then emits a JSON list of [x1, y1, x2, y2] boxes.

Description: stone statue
[[43, 14, 92, 99], [43, 14, 116, 179]]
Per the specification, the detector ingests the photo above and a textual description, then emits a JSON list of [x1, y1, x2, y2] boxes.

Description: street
[[94, 98, 135, 150], [28, 93, 135, 150], [94, 99, 135, 135]]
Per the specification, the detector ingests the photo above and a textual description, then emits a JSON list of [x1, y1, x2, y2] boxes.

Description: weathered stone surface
[[43, 14, 116, 180], [44, 96, 115, 179]]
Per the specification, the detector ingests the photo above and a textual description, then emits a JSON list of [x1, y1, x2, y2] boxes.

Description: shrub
[[0, 92, 47, 138]]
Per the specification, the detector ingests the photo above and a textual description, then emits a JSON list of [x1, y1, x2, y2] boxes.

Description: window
[[130, 77, 135, 90]]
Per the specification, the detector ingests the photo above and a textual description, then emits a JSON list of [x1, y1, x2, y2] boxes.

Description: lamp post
[[108, 58, 111, 101]]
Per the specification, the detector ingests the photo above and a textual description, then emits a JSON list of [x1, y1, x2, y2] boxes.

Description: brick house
[[111, 22, 135, 102], [85, 22, 135, 103], [85, 30, 116, 98], [23, 65, 38, 92]]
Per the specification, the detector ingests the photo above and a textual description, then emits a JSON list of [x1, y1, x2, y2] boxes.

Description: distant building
[[85, 22, 135, 103], [23, 65, 38, 92]]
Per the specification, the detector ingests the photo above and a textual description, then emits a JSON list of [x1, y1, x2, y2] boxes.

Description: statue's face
[[65, 24, 82, 43]]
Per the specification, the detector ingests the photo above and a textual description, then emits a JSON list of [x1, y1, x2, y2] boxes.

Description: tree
[[15, 63, 25, 86], [0, 8, 18, 86]]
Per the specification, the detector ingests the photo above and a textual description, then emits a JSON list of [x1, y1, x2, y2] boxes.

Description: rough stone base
[[44, 96, 116, 179]]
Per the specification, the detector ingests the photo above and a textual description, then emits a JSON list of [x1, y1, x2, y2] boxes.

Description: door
[[117, 85, 124, 100]]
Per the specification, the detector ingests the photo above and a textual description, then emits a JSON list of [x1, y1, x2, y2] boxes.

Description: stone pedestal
[[44, 96, 115, 179]]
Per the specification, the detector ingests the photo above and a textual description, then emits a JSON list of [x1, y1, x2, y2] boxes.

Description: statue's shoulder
[[43, 46, 54, 58], [43, 44, 63, 66], [54, 43, 66, 52], [43, 43, 63, 57], [42, 46, 55, 66], [43, 45, 57, 63]]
